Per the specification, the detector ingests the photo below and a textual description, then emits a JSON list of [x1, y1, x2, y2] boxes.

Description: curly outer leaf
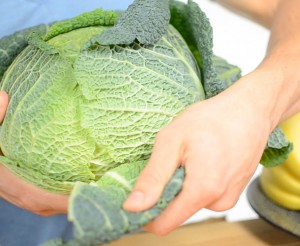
[[27, 8, 118, 56], [44, 9, 118, 41], [261, 144, 293, 168], [170, 0, 227, 98], [267, 127, 290, 149], [0, 24, 50, 80], [212, 55, 241, 87], [95, 0, 170, 45], [56, 167, 184, 246], [27, 32, 59, 55], [261, 127, 293, 167]]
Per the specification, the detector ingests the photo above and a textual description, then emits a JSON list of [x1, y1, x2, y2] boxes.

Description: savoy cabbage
[[0, 0, 292, 245]]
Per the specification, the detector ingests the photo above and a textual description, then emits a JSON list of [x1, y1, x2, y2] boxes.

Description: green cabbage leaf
[[96, 0, 170, 45]]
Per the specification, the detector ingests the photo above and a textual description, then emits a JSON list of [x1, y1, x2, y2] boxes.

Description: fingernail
[[124, 191, 144, 208]]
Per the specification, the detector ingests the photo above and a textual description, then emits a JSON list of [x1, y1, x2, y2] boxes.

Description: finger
[[13, 189, 69, 215], [0, 91, 9, 122], [206, 153, 260, 212], [206, 175, 252, 212], [15, 181, 69, 214], [38, 192, 69, 213], [0, 163, 69, 214], [143, 173, 219, 235], [123, 127, 182, 212], [205, 191, 239, 213], [26, 201, 68, 216], [33, 210, 65, 216], [143, 193, 199, 235], [30, 195, 69, 216], [0, 187, 68, 215]]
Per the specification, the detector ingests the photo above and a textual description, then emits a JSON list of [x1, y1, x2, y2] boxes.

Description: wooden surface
[[106, 219, 300, 246]]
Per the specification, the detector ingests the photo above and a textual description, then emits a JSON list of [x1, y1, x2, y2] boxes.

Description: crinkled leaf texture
[[42, 163, 184, 246], [95, 0, 170, 45], [170, 0, 223, 98], [261, 127, 293, 167], [0, 24, 50, 80]]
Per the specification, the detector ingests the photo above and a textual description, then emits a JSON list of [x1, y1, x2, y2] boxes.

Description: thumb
[[0, 91, 9, 122], [123, 129, 181, 212]]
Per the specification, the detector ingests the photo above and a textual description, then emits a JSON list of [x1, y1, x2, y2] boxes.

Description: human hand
[[123, 70, 278, 235], [0, 164, 69, 216], [0, 91, 68, 216]]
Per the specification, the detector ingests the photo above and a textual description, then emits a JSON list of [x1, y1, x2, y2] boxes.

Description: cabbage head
[[0, 1, 292, 245], [0, 13, 204, 193]]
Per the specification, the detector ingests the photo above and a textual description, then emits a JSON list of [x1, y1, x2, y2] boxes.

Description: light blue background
[[0, 0, 133, 37]]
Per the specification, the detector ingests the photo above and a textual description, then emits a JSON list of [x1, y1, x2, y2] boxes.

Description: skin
[[123, 0, 300, 235], [0, 163, 68, 216], [213, 0, 280, 28], [0, 0, 299, 227]]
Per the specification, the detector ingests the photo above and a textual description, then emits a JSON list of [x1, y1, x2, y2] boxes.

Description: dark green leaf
[[50, 166, 184, 246], [261, 127, 293, 167], [212, 55, 241, 87], [0, 24, 50, 80], [95, 0, 170, 45], [170, 0, 227, 98]]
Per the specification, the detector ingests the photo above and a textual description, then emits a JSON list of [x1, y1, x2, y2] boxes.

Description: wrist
[[221, 66, 286, 134], [213, 0, 280, 28], [259, 48, 300, 121]]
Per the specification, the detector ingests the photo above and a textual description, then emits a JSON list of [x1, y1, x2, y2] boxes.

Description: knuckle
[[225, 200, 238, 210], [207, 195, 239, 212], [155, 126, 174, 144], [209, 187, 224, 201], [210, 200, 237, 212], [203, 182, 225, 202]]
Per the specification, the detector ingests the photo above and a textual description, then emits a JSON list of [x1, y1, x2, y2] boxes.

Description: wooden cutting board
[[107, 219, 300, 246]]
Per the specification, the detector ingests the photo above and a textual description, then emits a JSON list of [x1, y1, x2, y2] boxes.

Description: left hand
[[0, 163, 69, 216]]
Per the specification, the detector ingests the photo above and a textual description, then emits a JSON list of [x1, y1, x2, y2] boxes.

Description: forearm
[[260, 0, 300, 123], [213, 0, 280, 28], [214, 0, 300, 128], [213, 0, 300, 130]]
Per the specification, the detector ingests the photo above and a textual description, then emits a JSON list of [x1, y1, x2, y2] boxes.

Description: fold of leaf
[[0, 24, 50, 80], [43, 164, 185, 246], [94, 0, 170, 45]]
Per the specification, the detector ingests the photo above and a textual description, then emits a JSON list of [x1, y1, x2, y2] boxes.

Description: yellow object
[[260, 112, 300, 210]]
